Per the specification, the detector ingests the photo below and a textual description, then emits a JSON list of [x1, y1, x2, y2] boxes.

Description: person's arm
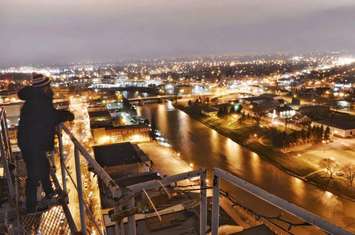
[[54, 109, 74, 125]]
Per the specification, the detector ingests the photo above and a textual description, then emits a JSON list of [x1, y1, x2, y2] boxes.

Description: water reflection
[[291, 177, 305, 201], [177, 110, 192, 158], [250, 152, 261, 182], [157, 104, 168, 133], [210, 129, 220, 157], [137, 103, 355, 232], [224, 139, 242, 168], [321, 191, 343, 218], [136, 106, 142, 117]]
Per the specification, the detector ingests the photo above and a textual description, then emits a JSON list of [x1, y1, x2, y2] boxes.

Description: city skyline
[[1, 1, 355, 234], [1, 50, 355, 234], [1, 0, 355, 66]]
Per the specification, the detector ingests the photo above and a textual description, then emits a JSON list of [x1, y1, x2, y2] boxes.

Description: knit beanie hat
[[32, 73, 51, 88]]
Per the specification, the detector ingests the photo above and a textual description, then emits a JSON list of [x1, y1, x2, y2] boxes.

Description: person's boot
[[38, 190, 59, 209], [43, 191, 58, 200], [26, 206, 47, 216]]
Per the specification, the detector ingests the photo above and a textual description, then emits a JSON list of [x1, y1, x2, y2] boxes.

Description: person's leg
[[39, 151, 54, 196], [22, 148, 41, 212]]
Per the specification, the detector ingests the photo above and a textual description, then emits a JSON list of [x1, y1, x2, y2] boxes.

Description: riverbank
[[139, 141, 322, 234], [175, 103, 355, 201]]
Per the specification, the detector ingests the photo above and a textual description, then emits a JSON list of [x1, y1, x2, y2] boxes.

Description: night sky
[[1, 0, 354, 66]]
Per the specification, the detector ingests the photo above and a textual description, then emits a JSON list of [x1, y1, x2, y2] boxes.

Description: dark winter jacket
[[17, 86, 74, 151]]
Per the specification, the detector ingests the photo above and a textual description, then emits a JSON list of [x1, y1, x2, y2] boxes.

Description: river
[[137, 103, 355, 234]]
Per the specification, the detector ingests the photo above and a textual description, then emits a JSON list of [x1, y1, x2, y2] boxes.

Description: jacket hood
[[18, 86, 48, 101]]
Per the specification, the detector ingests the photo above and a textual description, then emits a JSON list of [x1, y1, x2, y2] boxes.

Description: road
[[137, 103, 355, 234]]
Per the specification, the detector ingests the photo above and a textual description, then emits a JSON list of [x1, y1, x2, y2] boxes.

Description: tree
[[217, 107, 224, 117], [306, 126, 311, 139], [281, 131, 288, 148], [300, 129, 306, 142], [270, 129, 283, 148], [319, 158, 338, 179], [217, 105, 230, 117], [311, 125, 323, 143], [341, 164, 355, 187], [233, 104, 242, 113], [324, 126, 331, 140], [315, 126, 323, 142], [284, 117, 289, 131]]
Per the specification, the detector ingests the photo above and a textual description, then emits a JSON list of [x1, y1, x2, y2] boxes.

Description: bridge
[[0, 107, 352, 235], [127, 94, 211, 103]]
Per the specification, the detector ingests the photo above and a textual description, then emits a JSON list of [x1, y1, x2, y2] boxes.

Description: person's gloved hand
[[67, 111, 75, 121], [61, 111, 74, 122]]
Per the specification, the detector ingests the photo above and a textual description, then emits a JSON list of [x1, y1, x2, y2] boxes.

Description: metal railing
[[1, 106, 354, 235], [57, 125, 122, 234], [0, 108, 20, 233], [0, 109, 14, 198], [123, 169, 208, 235], [211, 168, 353, 235], [57, 125, 208, 235]]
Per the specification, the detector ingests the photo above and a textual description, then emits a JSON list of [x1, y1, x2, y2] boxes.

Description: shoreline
[[175, 104, 355, 202]]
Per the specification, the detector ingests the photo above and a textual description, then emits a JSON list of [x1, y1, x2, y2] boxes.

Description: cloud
[[0, 0, 354, 66]]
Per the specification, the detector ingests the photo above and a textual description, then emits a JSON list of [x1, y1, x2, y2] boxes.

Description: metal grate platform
[[23, 205, 70, 235]]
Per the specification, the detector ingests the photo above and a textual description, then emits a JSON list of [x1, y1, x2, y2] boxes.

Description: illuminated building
[[93, 142, 152, 177], [89, 108, 151, 146]]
